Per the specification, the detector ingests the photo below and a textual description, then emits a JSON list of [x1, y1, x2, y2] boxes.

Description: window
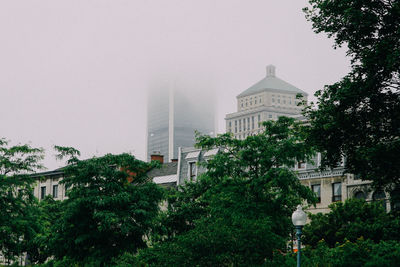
[[373, 190, 386, 201], [272, 98, 275, 103], [277, 99, 280, 103], [332, 182, 342, 202], [373, 190, 386, 211], [53, 185, 58, 198], [258, 114, 261, 122], [247, 118, 250, 130], [339, 156, 345, 167], [40, 186, 46, 200], [390, 187, 400, 212], [65, 184, 70, 196], [312, 184, 321, 203], [354, 191, 366, 200], [255, 99, 257, 104], [297, 161, 306, 169], [189, 162, 197, 180], [243, 118, 246, 131], [239, 120, 241, 132], [252, 116, 254, 129], [269, 114, 272, 119]]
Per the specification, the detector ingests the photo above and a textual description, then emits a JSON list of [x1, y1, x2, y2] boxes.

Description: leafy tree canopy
[[0, 138, 44, 263], [49, 150, 164, 266], [302, 198, 400, 248], [303, 0, 400, 193], [139, 117, 316, 266], [27, 196, 64, 264]]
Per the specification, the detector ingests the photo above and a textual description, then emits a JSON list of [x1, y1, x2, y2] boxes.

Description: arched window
[[373, 190, 386, 201], [354, 191, 366, 200], [391, 187, 400, 212]]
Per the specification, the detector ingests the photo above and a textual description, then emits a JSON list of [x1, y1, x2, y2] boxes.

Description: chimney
[[150, 152, 164, 164], [266, 64, 276, 77]]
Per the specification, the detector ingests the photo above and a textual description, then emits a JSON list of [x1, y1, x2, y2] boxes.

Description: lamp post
[[292, 205, 307, 267]]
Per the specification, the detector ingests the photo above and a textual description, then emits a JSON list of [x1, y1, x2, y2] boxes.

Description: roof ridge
[[237, 70, 308, 98]]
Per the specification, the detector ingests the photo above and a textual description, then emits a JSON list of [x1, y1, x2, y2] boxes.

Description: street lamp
[[292, 205, 307, 267]]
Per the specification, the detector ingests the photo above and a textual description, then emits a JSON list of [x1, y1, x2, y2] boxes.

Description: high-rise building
[[225, 65, 308, 138], [146, 77, 215, 162]]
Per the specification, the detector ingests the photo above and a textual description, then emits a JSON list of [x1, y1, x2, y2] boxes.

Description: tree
[[302, 198, 400, 248], [299, 238, 400, 267], [0, 138, 44, 264], [49, 150, 164, 266], [27, 196, 64, 264], [139, 117, 316, 266], [264, 238, 400, 267], [303, 1, 400, 194]]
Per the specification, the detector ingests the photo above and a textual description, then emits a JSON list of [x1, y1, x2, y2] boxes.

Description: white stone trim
[[185, 151, 200, 159], [153, 174, 178, 184]]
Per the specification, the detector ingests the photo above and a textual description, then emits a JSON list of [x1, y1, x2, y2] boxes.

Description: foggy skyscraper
[[146, 75, 215, 162]]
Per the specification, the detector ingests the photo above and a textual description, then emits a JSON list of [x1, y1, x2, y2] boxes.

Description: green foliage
[[111, 252, 145, 267], [302, 198, 400, 248], [139, 117, 316, 266], [37, 257, 78, 267], [264, 252, 297, 267], [27, 196, 64, 264], [0, 138, 44, 175], [48, 152, 164, 265], [53, 145, 80, 163], [265, 239, 400, 267], [0, 138, 44, 263], [301, 239, 400, 267], [303, 0, 400, 193], [140, 177, 288, 266]]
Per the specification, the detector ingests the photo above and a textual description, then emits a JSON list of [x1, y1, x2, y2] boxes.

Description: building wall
[[299, 173, 348, 214], [226, 66, 307, 139], [225, 105, 306, 139], [237, 91, 304, 113], [31, 171, 68, 201], [176, 146, 389, 214], [29, 149, 388, 217]]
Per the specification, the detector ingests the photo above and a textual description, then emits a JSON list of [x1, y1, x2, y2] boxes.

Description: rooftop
[[146, 162, 178, 179], [237, 65, 308, 98]]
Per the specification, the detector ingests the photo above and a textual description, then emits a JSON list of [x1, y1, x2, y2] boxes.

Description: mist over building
[[146, 74, 216, 162], [225, 65, 308, 139]]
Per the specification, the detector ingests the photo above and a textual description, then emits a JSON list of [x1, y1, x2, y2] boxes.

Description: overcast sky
[[0, 0, 350, 170]]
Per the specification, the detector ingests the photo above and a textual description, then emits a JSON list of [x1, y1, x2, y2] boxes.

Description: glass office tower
[[146, 77, 215, 162]]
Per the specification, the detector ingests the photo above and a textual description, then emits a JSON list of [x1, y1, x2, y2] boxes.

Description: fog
[[0, 0, 350, 170]]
